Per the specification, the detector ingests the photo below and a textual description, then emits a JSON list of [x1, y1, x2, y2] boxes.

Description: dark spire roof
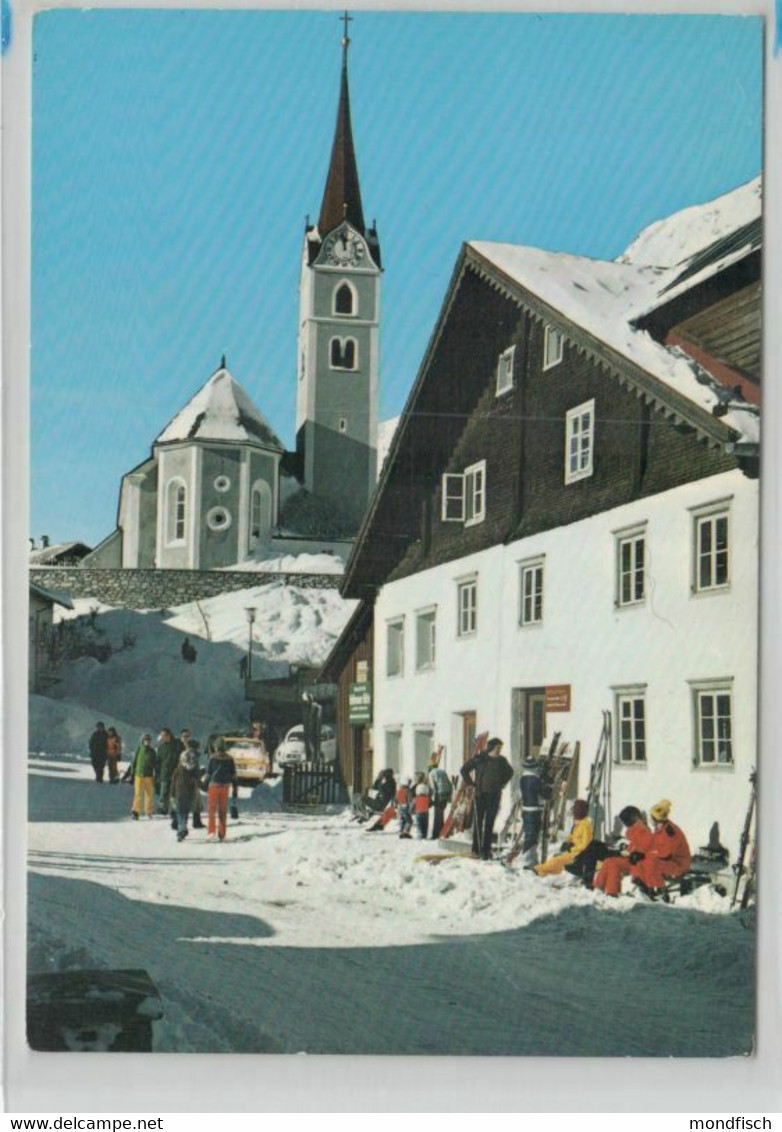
[[318, 25, 366, 237]]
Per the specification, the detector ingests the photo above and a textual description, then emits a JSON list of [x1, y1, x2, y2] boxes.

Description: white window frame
[[415, 606, 437, 672], [464, 461, 486, 527], [690, 678, 734, 768], [441, 474, 465, 522], [165, 478, 188, 546], [565, 399, 595, 484], [496, 346, 515, 397], [614, 523, 647, 608], [518, 556, 545, 627], [691, 501, 731, 594], [613, 685, 648, 765], [333, 279, 358, 317], [386, 617, 405, 678], [413, 726, 435, 773], [456, 576, 478, 639], [329, 336, 359, 371], [543, 325, 564, 370], [385, 727, 403, 771]]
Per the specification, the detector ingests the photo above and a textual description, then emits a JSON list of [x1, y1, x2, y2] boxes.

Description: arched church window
[[334, 281, 357, 317], [166, 479, 187, 545], [249, 481, 272, 550], [330, 337, 358, 371]]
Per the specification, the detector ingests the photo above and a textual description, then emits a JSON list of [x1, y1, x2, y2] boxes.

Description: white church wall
[[199, 447, 243, 569], [156, 446, 194, 570], [371, 468, 758, 853]]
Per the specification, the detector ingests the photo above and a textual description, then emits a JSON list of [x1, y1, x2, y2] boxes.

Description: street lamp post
[[245, 607, 257, 682]]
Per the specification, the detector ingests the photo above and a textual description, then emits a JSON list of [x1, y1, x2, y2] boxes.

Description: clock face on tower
[[323, 227, 365, 267]]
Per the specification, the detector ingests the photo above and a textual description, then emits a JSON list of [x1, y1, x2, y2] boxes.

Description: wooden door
[[462, 712, 477, 761]]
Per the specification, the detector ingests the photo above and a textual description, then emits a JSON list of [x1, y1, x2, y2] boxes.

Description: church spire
[[318, 12, 366, 237]]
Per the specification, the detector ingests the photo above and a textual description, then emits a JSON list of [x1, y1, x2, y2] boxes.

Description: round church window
[[214, 475, 231, 493], [207, 506, 232, 532]]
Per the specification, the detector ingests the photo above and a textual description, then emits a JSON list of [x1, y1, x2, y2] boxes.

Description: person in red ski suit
[[630, 799, 691, 896], [593, 806, 652, 897]]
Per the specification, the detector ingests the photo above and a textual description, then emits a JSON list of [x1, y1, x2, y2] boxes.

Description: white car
[[275, 724, 336, 766]]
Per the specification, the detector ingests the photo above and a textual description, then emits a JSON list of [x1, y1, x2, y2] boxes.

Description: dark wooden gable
[[343, 249, 752, 597]]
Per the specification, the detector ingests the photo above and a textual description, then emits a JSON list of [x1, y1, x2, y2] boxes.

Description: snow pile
[[27, 755, 754, 1056], [618, 176, 761, 267], [42, 583, 355, 744], [226, 552, 345, 574], [29, 695, 147, 755], [469, 176, 761, 445], [155, 364, 283, 450]]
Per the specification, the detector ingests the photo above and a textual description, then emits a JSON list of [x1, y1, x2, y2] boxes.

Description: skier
[[105, 727, 122, 783], [629, 799, 691, 898], [155, 728, 180, 815], [427, 746, 453, 840], [203, 737, 237, 842], [88, 722, 108, 784], [171, 741, 202, 842], [413, 772, 431, 840], [593, 805, 652, 897], [353, 769, 396, 822], [461, 737, 513, 860], [129, 734, 158, 820], [534, 799, 593, 877], [520, 754, 543, 866]]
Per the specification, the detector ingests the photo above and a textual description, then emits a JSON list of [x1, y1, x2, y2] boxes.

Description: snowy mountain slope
[[45, 583, 356, 744]]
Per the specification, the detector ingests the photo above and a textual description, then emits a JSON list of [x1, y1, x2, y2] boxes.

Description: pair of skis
[[731, 769, 757, 910]]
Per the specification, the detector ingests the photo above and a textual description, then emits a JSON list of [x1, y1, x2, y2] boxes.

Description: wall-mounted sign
[[355, 660, 369, 684], [545, 684, 571, 712], [349, 681, 372, 724]]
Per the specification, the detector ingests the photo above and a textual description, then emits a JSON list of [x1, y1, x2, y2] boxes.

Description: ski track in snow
[[28, 755, 755, 1056]]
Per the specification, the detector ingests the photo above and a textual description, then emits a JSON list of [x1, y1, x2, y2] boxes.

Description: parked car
[[213, 736, 271, 784], [275, 724, 336, 766]]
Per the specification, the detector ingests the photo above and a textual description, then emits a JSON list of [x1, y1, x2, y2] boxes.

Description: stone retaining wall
[[29, 567, 342, 610]]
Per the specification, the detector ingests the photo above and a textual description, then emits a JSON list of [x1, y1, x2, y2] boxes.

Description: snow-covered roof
[[468, 177, 761, 446], [29, 541, 91, 565], [377, 416, 400, 474], [156, 364, 284, 451]]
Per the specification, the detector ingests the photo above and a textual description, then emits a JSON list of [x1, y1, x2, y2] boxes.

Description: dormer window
[[544, 325, 564, 370], [330, 337, 358, 371], [333, 281, 357, 317], [496, 346, 515, 397]]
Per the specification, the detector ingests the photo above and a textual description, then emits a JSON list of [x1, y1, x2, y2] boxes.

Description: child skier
[[413, 773, 431, 840], [396, 777, 413, 839]]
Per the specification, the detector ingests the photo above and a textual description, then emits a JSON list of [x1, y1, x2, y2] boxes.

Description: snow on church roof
[[155, 364, 284, 450], [469, 177, 761, 446]]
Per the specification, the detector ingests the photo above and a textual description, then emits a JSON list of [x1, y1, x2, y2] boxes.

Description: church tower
[[296, 15, 381, 528]]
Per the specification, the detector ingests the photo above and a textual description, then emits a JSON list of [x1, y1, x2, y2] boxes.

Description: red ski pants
[[631, 856, 687, 890], [208, 784, 229, 839], [593, 856, 633, 896]]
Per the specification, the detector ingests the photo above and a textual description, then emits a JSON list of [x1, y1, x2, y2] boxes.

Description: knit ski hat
[[650, 799, 672, 822]]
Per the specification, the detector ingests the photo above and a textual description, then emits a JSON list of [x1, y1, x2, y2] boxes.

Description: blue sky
[[32, 10, 762, 547]]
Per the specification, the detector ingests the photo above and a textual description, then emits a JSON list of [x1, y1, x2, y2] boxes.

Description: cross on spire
[[340, 10, 352, 53]]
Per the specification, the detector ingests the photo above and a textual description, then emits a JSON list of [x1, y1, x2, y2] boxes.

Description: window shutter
[[441, 474, 465, 521]]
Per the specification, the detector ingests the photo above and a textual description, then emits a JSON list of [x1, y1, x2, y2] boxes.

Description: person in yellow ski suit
[[534, 799, 593, 876]]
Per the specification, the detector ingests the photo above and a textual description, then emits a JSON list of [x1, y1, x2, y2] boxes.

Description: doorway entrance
[[511, 688, 547, 766]]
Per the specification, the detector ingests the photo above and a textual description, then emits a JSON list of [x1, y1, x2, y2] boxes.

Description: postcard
[[25, 7, 762, 1063]]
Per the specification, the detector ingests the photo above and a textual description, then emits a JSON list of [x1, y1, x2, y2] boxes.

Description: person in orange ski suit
[[593, 806, 652, 897], [629, 799, 691, 896]]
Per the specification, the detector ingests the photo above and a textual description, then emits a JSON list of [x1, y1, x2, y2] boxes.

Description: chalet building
[[319, 599, 375, 795], [340, 177, 761, 851], [84, 25, 382, 571]]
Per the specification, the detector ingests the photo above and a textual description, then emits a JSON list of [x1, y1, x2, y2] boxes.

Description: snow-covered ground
[[28, 753, 755, 1057]]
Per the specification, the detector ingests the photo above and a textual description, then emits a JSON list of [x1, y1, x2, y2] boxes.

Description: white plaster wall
[[372, 469, 758, 852]]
